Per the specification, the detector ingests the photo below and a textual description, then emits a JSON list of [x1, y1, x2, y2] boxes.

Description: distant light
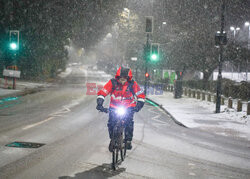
[[10, 43, 17, 50], [131, 57, 137, 61], [245, 22, 250, 27], [230, 26, 235, 31], [162, 22, 167, 25], [236, 27, 240, 31], [217, 31, 220, 34], [124, 8, 130, 12], [106, 33, 112, 38]]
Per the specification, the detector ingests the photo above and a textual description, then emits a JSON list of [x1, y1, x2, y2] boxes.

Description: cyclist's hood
[[115, 66, 133, 81]]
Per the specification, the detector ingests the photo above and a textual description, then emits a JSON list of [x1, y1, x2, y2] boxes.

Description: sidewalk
[[0, 67, 73, 99], [0, 78, 51, 99], [148, 92, 250, 141]]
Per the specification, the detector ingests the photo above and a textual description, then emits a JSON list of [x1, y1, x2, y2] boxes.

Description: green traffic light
[[151, 54, 158, 61], [10, 42, 17, 50]]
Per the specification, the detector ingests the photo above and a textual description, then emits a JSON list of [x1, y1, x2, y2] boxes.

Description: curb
[[146, 97, 187, 128], [0, 88, 44, 100]]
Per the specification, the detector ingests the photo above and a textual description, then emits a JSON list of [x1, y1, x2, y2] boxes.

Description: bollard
[[184, 88, 187, 96], [192, 90, 196, 98], [197, 90, 201, 99], [188, 89, 191, 97], [237, 99, 242, 112], [207, 93, 211, 102], [247, 101, 250, 115], [170, 85, 174, 92], [213, 94, 217, 104], [221, 95, 225, 105], [228, 97, 233, 108], [202, 91, 205, 101]]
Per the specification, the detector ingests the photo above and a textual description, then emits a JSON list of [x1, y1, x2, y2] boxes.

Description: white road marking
[[22, 117, 55, 130], [152, 115, 168, 124], [188, 163, 196, 166], [148, 107, 168, 125], [22, 100, 81, 130], [189, 172, 196, 176]]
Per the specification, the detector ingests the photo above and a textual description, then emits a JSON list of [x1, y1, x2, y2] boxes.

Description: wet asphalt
[[0, 67, 250, 179]]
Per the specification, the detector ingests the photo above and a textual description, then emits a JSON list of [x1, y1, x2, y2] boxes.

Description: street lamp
[[244, 21, 250, 81], [245, 21, 250, 49], [230, 26, 235, 31], [230, 26, 240, 40], [230, 26, 240, 39], [215, 0, 226, 113]]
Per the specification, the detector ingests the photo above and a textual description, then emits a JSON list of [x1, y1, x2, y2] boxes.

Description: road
[[0, 66, 250, 179]]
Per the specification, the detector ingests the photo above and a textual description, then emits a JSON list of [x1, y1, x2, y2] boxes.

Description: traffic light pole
[[13, 54, 17, 89], [216, 0, 225, 113], [144, 33, 150, 96]]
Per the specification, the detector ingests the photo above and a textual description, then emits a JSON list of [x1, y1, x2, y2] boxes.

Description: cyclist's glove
[[96, 97, 108, 113], [96, 97, 104, 110], [134, 101, 144, 112]]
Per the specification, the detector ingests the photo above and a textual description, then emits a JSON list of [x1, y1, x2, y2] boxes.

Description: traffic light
[[150, 43, 159, 61], [145, 16, 153, 33], [9, 30, 19, 51], [145, 72, 149, 78]]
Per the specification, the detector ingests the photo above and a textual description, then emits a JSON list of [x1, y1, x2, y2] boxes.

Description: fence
[[164, 84, 250, 115]]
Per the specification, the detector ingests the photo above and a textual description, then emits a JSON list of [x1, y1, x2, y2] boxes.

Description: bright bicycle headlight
[[116, 107, 126, 116]]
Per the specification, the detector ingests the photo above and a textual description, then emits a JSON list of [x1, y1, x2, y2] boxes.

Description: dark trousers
[[107, 108, 134, 141]]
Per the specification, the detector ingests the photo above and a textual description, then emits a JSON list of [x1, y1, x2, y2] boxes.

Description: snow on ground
[[148, 92, 250, 140], [58, 67, 72, 78], [0, 78, 50, 97]]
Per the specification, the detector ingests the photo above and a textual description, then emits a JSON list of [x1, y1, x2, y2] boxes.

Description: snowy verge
[[148, 92, 250, 140], [58, 67, 72, 78]]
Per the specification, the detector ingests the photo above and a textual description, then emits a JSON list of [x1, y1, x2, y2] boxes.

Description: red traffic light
[[145, 72, 149, 77]]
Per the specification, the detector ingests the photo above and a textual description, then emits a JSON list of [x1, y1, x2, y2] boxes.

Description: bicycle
[[103, 107, 133, 170]]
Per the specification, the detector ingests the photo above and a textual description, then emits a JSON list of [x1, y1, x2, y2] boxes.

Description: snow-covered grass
[[148, 92, 250, 140]]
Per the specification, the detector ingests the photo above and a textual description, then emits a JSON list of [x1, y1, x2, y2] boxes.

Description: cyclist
[[96, 66, 145, 151]]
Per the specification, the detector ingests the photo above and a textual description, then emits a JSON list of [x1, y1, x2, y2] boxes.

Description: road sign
[[3, 69, 21, 78]]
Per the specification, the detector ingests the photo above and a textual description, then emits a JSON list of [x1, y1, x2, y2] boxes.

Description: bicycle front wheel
[[112, 147, 119, 170], [112, 149, 116, 170], [123, 140, 127, 159]]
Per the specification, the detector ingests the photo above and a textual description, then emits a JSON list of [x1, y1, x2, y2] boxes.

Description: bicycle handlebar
[[98, 107, 136, 114]]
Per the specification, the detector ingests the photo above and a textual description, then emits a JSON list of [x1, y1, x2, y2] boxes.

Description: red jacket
[[97, 67, 145, 108], [97, 79, 145, 108]]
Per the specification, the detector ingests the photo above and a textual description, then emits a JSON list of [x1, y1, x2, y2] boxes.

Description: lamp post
[[229, 26, 241, 80], [245, 22, 250, 49], [230, 26, 240, 42], [245, 21, 250, 81], [215, 0, 226, 113], [124, 8, 130, 66]]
